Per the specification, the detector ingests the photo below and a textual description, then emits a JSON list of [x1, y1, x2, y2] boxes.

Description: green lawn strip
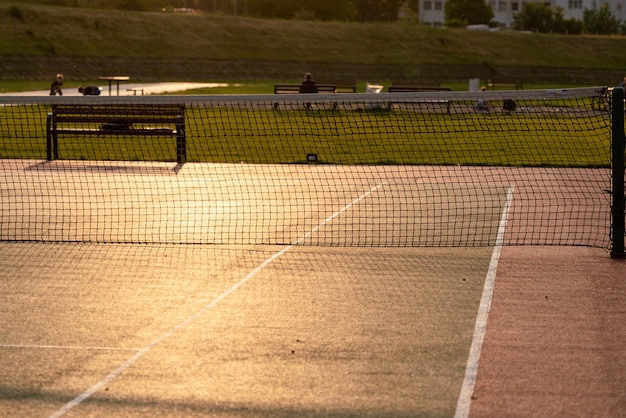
[[0, 103, 610, 167]]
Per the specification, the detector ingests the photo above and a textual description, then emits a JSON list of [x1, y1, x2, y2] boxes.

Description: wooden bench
[[388, 85, 451, 93], [487, 78, 523, 90], [274, 84, 338, 94], [273, 83, 353, 110], [46, 103, 186, 163], [126, 88, 144, 96]]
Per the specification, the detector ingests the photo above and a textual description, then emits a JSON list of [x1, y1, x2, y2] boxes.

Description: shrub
[[9, 5, 24, 22]]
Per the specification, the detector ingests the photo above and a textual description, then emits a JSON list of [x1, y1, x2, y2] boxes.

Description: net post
[[176, 114, 186, 163], [611, 87, 625, 258]]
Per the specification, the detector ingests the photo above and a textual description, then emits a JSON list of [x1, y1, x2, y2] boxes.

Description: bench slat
[[54, 128, 176, 135], [388, 85, 451, 92], [54, 116, 183, 124], [274, 84, 338, 94]]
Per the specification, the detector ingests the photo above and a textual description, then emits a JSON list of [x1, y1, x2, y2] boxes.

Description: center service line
[[49, 182, 387, 418], [454, 185, 515, 418]]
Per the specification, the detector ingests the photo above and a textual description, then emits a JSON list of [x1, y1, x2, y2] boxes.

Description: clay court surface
[[0, 160, 625, 417]]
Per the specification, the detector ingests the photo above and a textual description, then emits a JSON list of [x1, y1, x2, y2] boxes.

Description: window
[[512, 2, 519, 10], [498, 1, 507, 10], [424, 1, 432, 10], [568, 0, 582, 7], [435, 1, 442, 10]]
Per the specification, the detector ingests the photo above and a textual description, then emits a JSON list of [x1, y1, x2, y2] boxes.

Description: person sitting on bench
[[299, 72, 318, 93]]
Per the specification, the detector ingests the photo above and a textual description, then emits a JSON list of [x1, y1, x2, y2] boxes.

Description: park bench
[[487, 78, 523, 90], [274, 84, 338, 94], [273, 82, 355, 110], [388, 84, 451, 92], [126, 88, 145, 96], [46, 103, 186, 163]]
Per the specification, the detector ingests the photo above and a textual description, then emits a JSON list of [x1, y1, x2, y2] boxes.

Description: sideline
[[48, 182, 386, 418], [454, 186, 514, 418], [0, 344, 140, 352]]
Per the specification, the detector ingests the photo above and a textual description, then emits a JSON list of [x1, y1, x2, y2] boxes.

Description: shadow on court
[[0, 242, 493, 417]]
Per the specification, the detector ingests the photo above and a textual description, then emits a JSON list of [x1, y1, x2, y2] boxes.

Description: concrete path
[[0, 82, 230, 97]]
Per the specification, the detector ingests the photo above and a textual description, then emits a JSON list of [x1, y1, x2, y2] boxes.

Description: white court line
[[454, 185, 514, 418], [49, 182, 387, 418], [0, 344, 141, 352]]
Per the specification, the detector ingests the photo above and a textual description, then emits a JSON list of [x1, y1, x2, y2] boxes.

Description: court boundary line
[[454, 185, 514, 418], [0, 344, 141, 352], [48, 182, 387, 418]]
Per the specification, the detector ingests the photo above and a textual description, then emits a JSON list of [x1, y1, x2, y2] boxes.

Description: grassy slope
[[1, 3, 626, 72], [0, 4, 613, 167]]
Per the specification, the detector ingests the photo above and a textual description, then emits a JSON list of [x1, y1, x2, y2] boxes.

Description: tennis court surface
[[1, 240, 497, 417], [1, 88, 625, 416]]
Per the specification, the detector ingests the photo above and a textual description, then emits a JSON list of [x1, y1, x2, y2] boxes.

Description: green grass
[[186, 107, 609, 166], [1, 2, 626, 85], [1, 3, 620, 68], [0, 101, 610, 167]]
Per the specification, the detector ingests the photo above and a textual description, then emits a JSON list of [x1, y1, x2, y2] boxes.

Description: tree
[[302, 0, 355, 21], [120, 0, 147, 11], [404, 0, 419, 15], [245, 0, 297, 19], [543, 5, 582, 34], [351, 0, 404, 22], [444, 0, 494, 27], [513, 3, 584, 33], [562, 17, 583, 35], [244, 0, 405, 22], [583, 4, 621, 34]]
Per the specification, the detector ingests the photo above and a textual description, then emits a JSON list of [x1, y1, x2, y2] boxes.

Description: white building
[[419, 0, 625, 28]]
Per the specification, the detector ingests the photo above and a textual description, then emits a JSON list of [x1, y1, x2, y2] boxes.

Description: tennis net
[[0, 87, 623, 254]]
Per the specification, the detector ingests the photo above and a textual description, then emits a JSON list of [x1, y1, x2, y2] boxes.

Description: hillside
[[1, 3, 626, 83]]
